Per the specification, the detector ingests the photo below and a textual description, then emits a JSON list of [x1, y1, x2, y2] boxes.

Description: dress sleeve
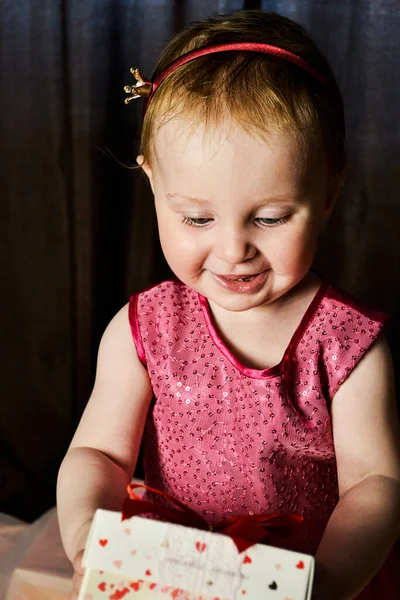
[[128, 293, 147, 366], [320, 287, 389, 400]]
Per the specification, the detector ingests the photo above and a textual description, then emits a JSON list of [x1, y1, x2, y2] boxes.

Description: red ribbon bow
[[122, 483, 303, 553]]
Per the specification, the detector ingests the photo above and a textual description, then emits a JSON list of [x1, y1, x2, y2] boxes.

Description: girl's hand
[[69, 518, 92, 600], [71, 549, 85, 600]]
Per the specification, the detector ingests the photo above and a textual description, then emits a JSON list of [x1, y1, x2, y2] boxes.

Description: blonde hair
[[141, 10, 346, 179]]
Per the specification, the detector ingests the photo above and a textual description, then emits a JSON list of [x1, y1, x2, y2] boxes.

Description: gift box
[[78, 508, 314, 600]]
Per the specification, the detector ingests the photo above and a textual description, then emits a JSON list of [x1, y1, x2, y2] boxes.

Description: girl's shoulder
[[322, 282, 389, 327], [312, 281, 390, 399], [128, 279, 199, 366], [130, 279, 197, 321], [132, 278, 192, 303]]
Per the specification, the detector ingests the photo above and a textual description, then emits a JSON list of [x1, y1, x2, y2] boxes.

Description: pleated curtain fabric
[[0, 0, 399, 520]]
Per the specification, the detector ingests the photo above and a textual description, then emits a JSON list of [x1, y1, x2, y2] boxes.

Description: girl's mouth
[[209, 270, 268, 293], [221, 274, 258, 282]]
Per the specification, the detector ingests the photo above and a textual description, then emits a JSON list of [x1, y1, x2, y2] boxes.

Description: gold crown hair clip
[[124, 68, 152, 104]]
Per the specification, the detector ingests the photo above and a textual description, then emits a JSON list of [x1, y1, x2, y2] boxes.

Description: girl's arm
[[313, 336, 400, 600], [57, 303, 152, 562]]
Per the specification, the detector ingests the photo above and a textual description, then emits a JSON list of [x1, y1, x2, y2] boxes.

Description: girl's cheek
[[161, 230, 205, 265], [273, 226, 317, 269]]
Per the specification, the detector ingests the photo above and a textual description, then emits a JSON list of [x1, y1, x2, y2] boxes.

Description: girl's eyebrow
[[166, 192, 211, 206], [166, 192, 301, 206]]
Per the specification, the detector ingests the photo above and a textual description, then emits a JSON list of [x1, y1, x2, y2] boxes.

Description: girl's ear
[[136, 155, 154, 192]]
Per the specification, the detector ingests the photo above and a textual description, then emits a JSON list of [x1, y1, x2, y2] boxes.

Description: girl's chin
[[206, 285, 276, 313]]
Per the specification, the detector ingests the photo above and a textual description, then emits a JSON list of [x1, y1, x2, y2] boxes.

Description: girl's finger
[[73, 549, 85, 574], [72, 570, 84, 594]]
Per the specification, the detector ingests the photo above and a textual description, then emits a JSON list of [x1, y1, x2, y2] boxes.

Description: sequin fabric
[[129, 279, 387, 556]]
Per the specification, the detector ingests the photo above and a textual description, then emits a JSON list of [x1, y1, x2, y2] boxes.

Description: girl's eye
[[182, 215, 291, 228], [256, 215, 291, 227], [182, 216, 213, 227]]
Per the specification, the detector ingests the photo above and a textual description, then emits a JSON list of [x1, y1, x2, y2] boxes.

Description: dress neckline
[[198, 280, 330, 379]]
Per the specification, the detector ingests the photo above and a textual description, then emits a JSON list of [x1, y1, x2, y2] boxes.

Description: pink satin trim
[[198, 281, 330, 380]]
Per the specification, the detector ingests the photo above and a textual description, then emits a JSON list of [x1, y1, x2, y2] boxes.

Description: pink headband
[[124, 42, 329, 113]]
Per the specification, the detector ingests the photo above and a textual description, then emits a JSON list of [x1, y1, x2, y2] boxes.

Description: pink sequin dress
[[129, 278, 398, 599]]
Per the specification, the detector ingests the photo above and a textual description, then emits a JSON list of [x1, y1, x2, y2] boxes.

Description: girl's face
[[139, 120, 336, 314]]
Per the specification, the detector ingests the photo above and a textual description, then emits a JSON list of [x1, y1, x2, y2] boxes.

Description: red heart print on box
[[243, 555, 252, 564], [130, 581, 142, 592], [109, 588, 130, 599], [195, 541, 207, 553], [99, 539, 108, 547], [296, 560, 305, 569]]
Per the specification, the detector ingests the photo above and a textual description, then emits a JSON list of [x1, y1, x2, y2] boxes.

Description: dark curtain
[[1, 0, 399, 521]]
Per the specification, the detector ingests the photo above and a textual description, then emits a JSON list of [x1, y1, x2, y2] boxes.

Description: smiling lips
[[219, 274, 259, 282], [210, 270, 268, 293]]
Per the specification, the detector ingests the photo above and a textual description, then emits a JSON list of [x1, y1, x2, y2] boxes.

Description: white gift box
[[79, 509, 314, 600]]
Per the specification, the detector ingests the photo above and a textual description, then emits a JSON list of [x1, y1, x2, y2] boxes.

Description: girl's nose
[[213, 228, 256, 265]]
